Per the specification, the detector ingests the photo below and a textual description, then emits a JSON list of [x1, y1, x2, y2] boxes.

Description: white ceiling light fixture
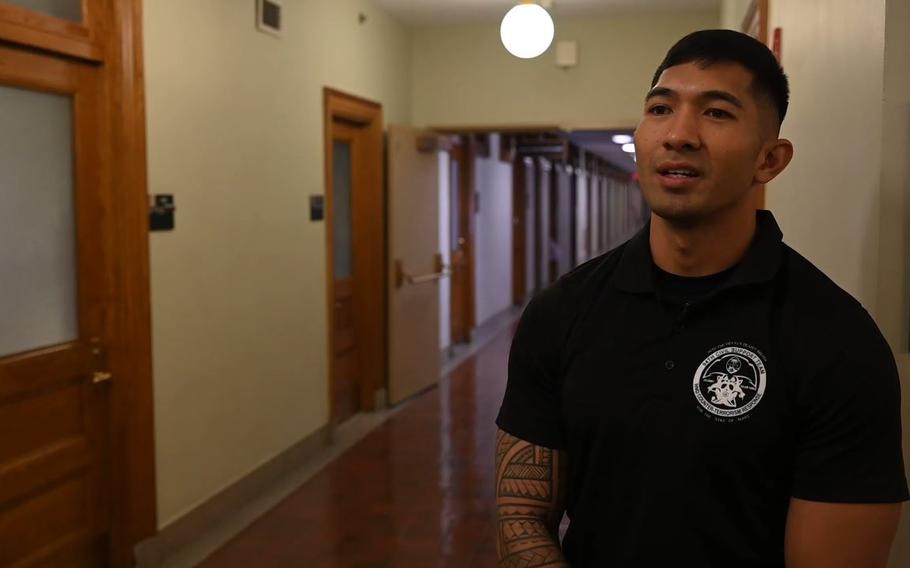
[[622, 143, 636, 153], [500, 1, 555, 59], [612, 134, 633, 144]]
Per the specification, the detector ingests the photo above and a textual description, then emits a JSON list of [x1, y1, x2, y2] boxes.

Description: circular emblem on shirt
[[692, 344, 767, 418]]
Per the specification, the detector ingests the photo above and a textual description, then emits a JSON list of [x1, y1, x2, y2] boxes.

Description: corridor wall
[[410, 10, 719, 128], [745, 0, 909, 562], [474, 135, 514, 326], [144, 0, 412, 527], [877, 0, 910, 564], [438, 151, 452, 350]]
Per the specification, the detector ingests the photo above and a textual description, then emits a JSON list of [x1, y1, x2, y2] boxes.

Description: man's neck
[[650, 206, 758, 277]]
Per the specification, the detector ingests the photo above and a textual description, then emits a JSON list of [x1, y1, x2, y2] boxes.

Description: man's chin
[[645, 196, 706, 224]]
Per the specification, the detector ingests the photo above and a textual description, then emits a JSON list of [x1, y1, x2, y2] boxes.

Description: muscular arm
[[495, 429, 568, 568], [784, 498, 902, 568]]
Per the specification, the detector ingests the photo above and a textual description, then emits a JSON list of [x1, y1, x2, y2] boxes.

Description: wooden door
[[524, 160, 537, 296], [511, 156, 527, 305], [330, 123, 361, 422], [0, 3, 153, 564], [324, 89, 385, 425], [537, 159, 552, 288], [387, 126, 443, 404], [448, 140, 474, 344]]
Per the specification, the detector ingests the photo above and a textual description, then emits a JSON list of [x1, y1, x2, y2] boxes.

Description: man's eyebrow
[[644, 87, 745, 110], [645, 86, 675, 102], [702, 89, 744, 109]]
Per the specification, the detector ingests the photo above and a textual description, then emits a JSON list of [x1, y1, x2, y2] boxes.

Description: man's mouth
[[657, 165, 701, 178]]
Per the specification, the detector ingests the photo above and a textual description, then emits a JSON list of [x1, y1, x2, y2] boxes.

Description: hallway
[[199, 327, 514, 566]]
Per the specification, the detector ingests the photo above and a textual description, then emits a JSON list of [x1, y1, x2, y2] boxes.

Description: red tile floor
[[199, 327, 513, 567]]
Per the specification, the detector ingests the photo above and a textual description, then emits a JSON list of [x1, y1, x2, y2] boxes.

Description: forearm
[[784, 498, 901, 568], [496, 429, 568, 567], [497, 514, 567, 567]]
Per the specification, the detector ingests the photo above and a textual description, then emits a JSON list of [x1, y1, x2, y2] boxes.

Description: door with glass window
[[0, 2, 125, 566], [331, 123, 362, 423]]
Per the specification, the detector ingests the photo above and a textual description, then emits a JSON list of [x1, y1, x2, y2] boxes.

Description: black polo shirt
[[496, 210, 909, 567]]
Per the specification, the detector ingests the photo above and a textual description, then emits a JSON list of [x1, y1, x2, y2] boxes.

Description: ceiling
[[568, 129, 637, 174], [372, 0, 720, 25]]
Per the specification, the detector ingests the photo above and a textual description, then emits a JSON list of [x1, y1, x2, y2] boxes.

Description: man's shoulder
[[538, 243, 627, 303], [522, 243, 627, 330], [780, 244, 880, 341]]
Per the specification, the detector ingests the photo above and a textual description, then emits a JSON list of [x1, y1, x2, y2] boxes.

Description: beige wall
[[878, 0, 910, 562], [720, 0, 751, 30], [144, 0, 411, 527], [764, 0, 910, 563], [766, 0, 885, 311], [410, 10, 719, 129]]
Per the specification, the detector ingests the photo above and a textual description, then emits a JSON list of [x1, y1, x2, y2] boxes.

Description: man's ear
[[755, 138, 794, 184]]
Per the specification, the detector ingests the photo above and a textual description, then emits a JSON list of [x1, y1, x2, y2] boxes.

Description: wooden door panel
[[330, 123, 363, 424], [332, 276, 359, 422], [0, 341, 107, 566], [333, 278, 356, 355], [0, 43, 111, 568], [1, 475, 100, 567]]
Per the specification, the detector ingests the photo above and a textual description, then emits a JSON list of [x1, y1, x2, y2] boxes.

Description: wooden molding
[[105, 0, 158, 564], [0, 3, 102, 61], [499, 134, 516, 163], [473, 133, 490, 159]]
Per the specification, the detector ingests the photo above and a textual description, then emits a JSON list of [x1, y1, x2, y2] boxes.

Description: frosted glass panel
[[0, 85, 78, 357], [333, 141, 353, 279], [3, 0, 82, 21]]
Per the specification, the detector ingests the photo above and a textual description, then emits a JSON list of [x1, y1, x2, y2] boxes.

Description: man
[[495, 29, 908, 567]]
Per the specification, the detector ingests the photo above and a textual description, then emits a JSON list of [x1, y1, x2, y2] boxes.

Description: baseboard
[[134, 424, 331, 567]]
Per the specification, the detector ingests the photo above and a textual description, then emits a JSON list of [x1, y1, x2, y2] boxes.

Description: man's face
[[634, 61, 774, 223]]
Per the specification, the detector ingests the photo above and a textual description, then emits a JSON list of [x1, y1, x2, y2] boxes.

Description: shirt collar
[[611, 210, 784, 295]]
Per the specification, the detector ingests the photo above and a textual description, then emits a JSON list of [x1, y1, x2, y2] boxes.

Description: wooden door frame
[[106, 2, 157, 564], [323, 87, 385, 419]]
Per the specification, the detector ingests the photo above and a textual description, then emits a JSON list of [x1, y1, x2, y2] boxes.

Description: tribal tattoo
[[496, 429, 568, 568]]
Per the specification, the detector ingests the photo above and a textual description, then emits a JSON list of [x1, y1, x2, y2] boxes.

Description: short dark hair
[[651, 29, 790, 125]]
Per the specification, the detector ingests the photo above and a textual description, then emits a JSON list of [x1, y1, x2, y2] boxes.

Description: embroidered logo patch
[[693, 343, 767, 418]]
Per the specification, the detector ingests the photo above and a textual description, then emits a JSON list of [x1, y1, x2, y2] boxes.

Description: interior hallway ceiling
[[569, 130, 637, 174], [373, 0, 720, 24]]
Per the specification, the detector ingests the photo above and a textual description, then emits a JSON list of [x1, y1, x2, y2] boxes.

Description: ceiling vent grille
[[256, 0, 282, 37]]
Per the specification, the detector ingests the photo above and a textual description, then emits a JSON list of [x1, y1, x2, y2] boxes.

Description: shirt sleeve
[[495, 287, 567, 450], [791, 309, 910, 503]]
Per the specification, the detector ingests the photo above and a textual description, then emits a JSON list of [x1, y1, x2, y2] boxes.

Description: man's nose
[[662, 110, 701, 152]]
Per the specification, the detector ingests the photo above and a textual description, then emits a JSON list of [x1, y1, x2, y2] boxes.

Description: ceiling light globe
[[622, 143, 636, 153], [500, 4, 555, 59]]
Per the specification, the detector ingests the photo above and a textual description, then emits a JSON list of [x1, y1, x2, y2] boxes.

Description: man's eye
[[648, 105, 671, 115], [706, 108, 733, 119]]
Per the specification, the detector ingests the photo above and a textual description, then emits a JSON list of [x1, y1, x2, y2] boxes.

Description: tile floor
[[199, 325, 515, 567]]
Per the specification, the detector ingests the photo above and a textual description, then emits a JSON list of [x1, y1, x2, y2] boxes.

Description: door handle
[[93, 371, 112, 384], [89, 337, 111, 385], [395, 253, 451, 289]]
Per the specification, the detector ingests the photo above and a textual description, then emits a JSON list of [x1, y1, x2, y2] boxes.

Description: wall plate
[[256, 0, 282, 37]]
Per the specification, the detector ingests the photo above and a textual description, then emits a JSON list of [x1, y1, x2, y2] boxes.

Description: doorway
[[448, 138, 475, 345], [0, 2, 155, 566], [323, 88, 385, 425]]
